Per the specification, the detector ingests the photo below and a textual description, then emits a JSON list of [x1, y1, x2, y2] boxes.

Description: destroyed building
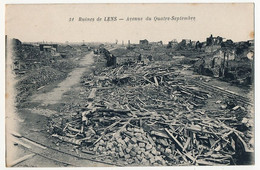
[[191, 41, 196, 48], [139, 39, 149, 45], [150, 41, 163, 46], [194, 38, 253, 85], [59, 45, 77, 58], [175, 39, 192, 50], [206, 34, 223, 46], [181, 39, 192, 46], [110, 49, 141, 65], [115, 53, 141, 65], [204, 45, 221, 53], [167, 39, 178, 48], [11, 38, 22, 46], [39, 44, 59, 56], [98, 48, 116, 67], [39, 44, 58, 52]]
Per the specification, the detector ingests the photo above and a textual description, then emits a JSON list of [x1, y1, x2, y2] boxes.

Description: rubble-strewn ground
[[12, 44, 80, 106], [8, 42, 254, 167], [50, 52, 254, 166]]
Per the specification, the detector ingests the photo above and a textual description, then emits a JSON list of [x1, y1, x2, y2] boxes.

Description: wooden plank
[[110, 118, 133, 141], [165, 128, 184, 151], [12, 138, 31, 149], [154, 76, 159, 86], [177, 149, 188, 162], [8, 154, 35, 167], [180, 90, 205, 100], [67, 126, 81, 133], [150, 130, 170, 138], [186, 125, 215, 135], [96, 108, 131, 113], [81, 149, 96, 155], [183, 137, 191, 151], [88, 88, 97, 100], [196, 159, 224, 166], [52, 134, 82, 145], [185, 152, 195, 162], [10, 131, 22, 138], [21, 138, 47, 149], [93, 119, 122, 145], [143, 76, 155, 85], [146, 133, 156, 146], [37, 86, 45, 91]]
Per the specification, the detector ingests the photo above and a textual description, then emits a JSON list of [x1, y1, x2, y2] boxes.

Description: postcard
[[5, 3, 254, 167]]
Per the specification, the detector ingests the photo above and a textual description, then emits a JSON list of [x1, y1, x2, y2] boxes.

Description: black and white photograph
[[4, 3, 255, 168]]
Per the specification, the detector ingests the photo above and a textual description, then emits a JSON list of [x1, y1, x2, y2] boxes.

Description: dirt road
[[32, 52, 94, 105]]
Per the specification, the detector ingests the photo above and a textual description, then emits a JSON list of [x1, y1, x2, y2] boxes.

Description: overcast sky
[[5, 3, 254, 44]]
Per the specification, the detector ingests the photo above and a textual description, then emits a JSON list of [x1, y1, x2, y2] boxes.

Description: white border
[[0, 1, 258, 170]]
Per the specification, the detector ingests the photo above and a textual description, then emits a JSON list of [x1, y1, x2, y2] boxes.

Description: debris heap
[[16, 67, 66, 103], [51, 61, 253, 166]]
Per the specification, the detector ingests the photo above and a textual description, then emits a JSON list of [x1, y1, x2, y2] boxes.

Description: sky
[[5, 3, 254, 44]]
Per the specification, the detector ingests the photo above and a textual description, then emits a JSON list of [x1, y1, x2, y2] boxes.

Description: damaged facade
[[139, 39, 149, 45], [193, 36, 253, 86]]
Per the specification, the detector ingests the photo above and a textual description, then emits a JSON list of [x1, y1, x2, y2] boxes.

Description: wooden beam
[[165, 128, 184, 151], [8, 154, 35, 167]]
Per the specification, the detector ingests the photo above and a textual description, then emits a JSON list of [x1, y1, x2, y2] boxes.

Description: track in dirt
[[32, 52, 94, 105]]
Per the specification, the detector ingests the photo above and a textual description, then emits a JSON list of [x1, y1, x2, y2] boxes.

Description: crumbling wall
[[194, 46, 253, 86]]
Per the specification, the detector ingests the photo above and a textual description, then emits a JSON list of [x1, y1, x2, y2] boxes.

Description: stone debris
[[49, 46, 254, 166]]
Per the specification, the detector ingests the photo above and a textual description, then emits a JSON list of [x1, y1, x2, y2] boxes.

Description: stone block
[[139, 142, 146, 148], [130, 150, 137, 157], [124, 137, 130, 143], [119, 151, 124, 158], [125, 154, 131, 159], [151, 148, 157, 156], [146, 143, 153, 150], [137, 154, 142, 161], [130, 137, 137, 144], [125, 147, 131, 154]]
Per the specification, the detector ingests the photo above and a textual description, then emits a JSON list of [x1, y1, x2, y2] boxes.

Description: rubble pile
[[16, 67, 66, 103], [13, 44, 80, 104], [13, 44, 41, 60], [50, 61, 253, 166], [51, 60, 79, 72]]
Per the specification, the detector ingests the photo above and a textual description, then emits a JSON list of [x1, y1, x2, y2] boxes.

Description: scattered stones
[[50, 52, 253, 167]]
